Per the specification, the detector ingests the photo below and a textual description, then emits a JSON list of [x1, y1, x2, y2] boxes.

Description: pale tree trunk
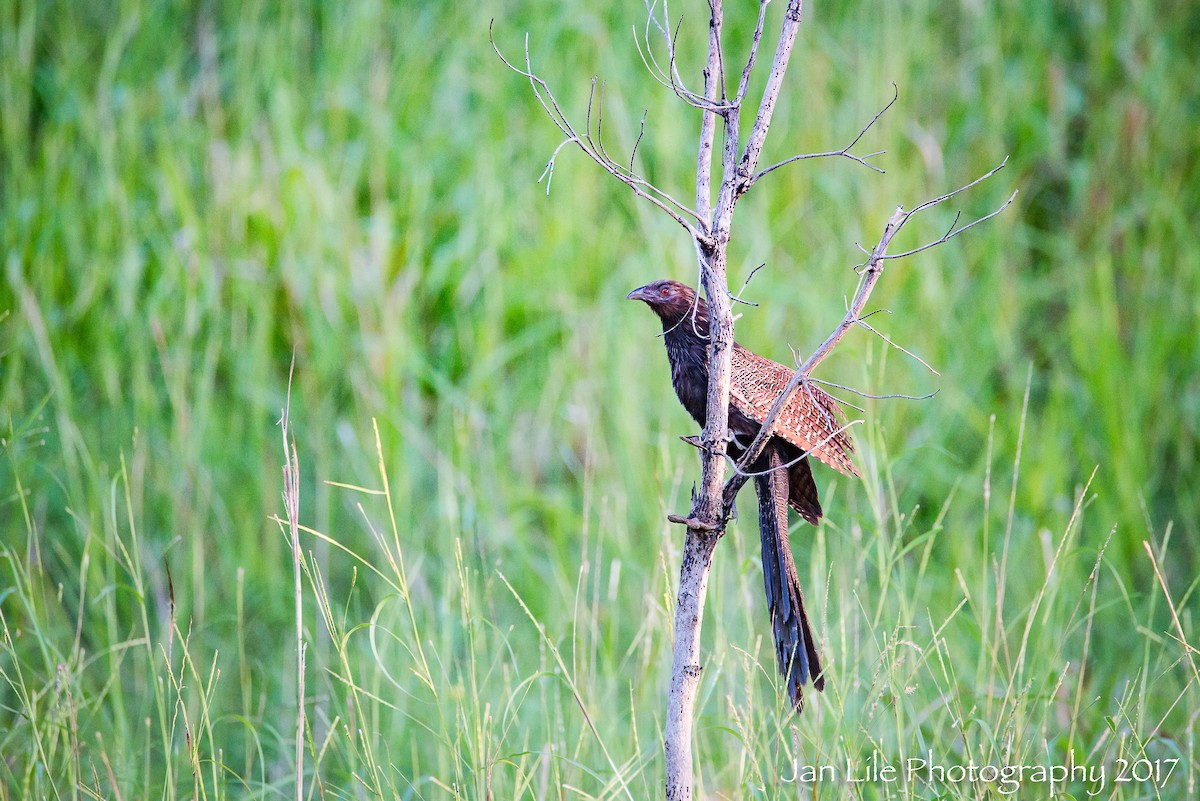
[[664, 4, 804, 797]]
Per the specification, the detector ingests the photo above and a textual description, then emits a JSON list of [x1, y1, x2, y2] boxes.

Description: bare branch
[[809, 390, 868, 415], [630, 110, 648, 174], [666, 15, 735, 111], [536, 138, 574, 195], [490, 31, 573, 136], [732, 215, 890, 473], [854, 317, 941, 376], [668, 22, 818, 789], [736, 0, 771, 104], [710, 0, 729, 105], [908, 155, 1011, 216], [837, 83, 898, 157], [632, 9, 713, 110], [747, 84, 898, 188], [634, 3, 683, 94], [733, 262, 766, 305], [738, 0, 805, 181], [879, 188, 1018, 261], [668, 7, 811, 788], [802, 372, 839, 433], [808, 376, 940, 402], [635, 3, 732, 112], [584, 76, 598, 145], [694, 2, 723, 224], [593, 81, 616, 166], [722, 157, 1012, 511], [634, 7, 668, 80], [490, 22, 712, 242]]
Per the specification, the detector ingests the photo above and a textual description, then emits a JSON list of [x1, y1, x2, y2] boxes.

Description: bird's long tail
[[755, 446, 825, 710]]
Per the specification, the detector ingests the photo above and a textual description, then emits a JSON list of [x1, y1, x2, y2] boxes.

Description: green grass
[[2, 0, 1198, 798]]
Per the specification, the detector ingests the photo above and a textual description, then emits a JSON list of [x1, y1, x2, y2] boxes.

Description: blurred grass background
[[2, 0, 1198, 798]]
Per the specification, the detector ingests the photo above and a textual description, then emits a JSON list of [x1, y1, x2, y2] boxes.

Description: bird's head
[[626, 280, 708, 331]]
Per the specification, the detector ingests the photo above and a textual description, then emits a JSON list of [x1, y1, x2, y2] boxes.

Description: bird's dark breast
[[665, 334, 710, 427], [664, 333, 765, 444]]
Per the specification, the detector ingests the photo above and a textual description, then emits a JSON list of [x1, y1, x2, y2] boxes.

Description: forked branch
[[635, 2, 734, 112], [490, 22, 711, 244]]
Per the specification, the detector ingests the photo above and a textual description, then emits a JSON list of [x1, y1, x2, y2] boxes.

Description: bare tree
[[494, 3, 1013, 798]]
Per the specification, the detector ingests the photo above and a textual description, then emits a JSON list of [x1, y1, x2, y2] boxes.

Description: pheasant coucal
[[628, 279, 860, 708]]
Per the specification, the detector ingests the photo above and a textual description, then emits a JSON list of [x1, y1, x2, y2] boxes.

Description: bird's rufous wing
[[729, 346, 861, 478]]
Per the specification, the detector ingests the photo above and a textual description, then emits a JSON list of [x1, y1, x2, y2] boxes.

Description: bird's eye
[[660, 286, 671, 297]]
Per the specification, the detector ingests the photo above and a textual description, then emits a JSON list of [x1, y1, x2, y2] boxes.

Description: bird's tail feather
[[756, 447, 825, 710], [787, 456, 823, 526]]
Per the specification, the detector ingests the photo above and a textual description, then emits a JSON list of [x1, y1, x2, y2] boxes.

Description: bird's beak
[[626, 285, 652, 302]]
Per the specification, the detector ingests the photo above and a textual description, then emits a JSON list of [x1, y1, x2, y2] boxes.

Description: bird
[[627, 278, 861, 708]]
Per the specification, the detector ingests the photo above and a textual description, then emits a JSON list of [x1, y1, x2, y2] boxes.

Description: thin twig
[[736, 0, 770, 104], [747, 84, 898, 188], [537, 138, 574, 194], [854, 317, 941, 376], [633, 5, 709, 109], [630, 110, 648, 173], [668, 15, 730, 109], [711, 0, 729, 105], [733, 262, 766, 306], [693, 6, 722, 225], [490, 22, 711, 242], [880, 189, 1018, 260], [638, 2, 732, 111], [811, 391, 867, 415], [911, 156, 1011, 215], [807, 376, 940, 402]]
